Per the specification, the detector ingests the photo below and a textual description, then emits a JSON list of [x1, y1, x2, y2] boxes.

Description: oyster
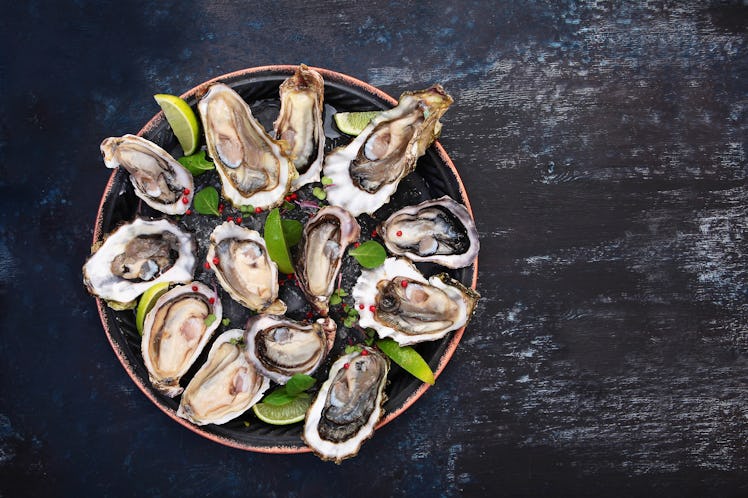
[[100, 134, 194, 215], [295, 206, 360, 315], [273, 64, 325, 190], [323, 85, 453, 216], [378, 196, 479, 269], [206, 221, 285, 314], [198, 83, 295, 209], [177, 329, 270, 425], [82, 218, 196, 305], [303, 347, 389, 463], [141, 282, 221, 397], [244, 315, 336, 384], [352, 258, 479, 346]]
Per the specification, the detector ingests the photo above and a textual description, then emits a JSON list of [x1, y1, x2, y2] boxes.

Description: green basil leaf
[[348, 240, 386, 269], [285, 374, 316, 396], [337, 289, 348, 297], [177, 150, 214, 176], [193, 186, 220, 216], [329, 293, 342, 305], [281, 219, 303, 247], [261, 389, 296, 406], [263, 208, 295, 274], [283, 201, 296, 211]]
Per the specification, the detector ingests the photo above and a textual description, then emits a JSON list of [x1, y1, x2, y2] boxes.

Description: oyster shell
[[244, 314, 336, 384], [295, 206, 360, 316], [303, 347, 389, 463], [141, 282, 221, 397], [352, 257, 479, 346], [378, 196, 479, 268], [323, 85, 453, 216], [82, 218, 196, 305], [273, 64, 325, 190], [100, 134, 194, 215], [198, 83, 295, 209], [177, 329, 270, 426], [206, 221, 286, 314]]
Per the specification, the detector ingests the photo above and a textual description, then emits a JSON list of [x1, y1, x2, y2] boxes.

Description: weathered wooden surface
[[0, 0, 746, 495]]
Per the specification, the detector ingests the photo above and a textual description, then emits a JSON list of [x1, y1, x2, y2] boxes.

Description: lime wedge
[[263, 208, 295, 275], [252, 395, 311, 425], [333, 111, 380, 136], [376, 338, 435, 385], [135, 281, 171, 335], [154, 94, 200, 155]]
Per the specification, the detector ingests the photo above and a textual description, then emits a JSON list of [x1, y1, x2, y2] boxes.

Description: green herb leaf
[[263, 208, 295, 274], [229, 337, 245, 347], [345, 344, 363, 354], [349, 240, 386, 269], [282, 201, 296, 211], [329, 293, 342, 305], [262, 389, 296, 406], [281, 219, 303, 247], [312, 186, 327, 200], [193, 186, 220, 216], [346, 307, 359, 318], [204, 314, 217, 327], [376, 338, 435, 385], [285, 374, 316, 396], [321, 176, 334, 186], [177, 150, 214, 176], [343, 316, 357, 328], [222, 317, 231, 327]]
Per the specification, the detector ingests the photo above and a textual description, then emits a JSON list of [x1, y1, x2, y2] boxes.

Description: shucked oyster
[[323, 85, 453, 216], [206, 221, 286, 314], [82, 218, 196, 305], [198, 83, 295, 209], [303, 347, 389, 463], [141, 282, 221, 397], [177, 329, 270, 426], [295, 206, 360, 316], [273, 64, 325, 190], [353, 258, 479, 346], [379, 196, 479, 269], [244, 314, 336, 384], [101, 134, 194, 215]]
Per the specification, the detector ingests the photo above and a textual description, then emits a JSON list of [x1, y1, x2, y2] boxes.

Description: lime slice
[[153, 94, 200, 155], [252, 395, 311, 425], [376, 338, 435, 385], [333, 111, 379, 136], [135, 281, 171, 335], [263, 208, 295, 275]]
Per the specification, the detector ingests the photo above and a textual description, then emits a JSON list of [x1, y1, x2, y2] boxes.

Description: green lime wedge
[[376, 338, 435, 385], [263, 208, 295, 275], [252, 395, 311, 425], [333, 111, 380, 136], [135, 281, 171, 335], [154, 94, 200, 155]]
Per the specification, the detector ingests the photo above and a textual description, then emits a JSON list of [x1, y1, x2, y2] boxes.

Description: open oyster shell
[[177, 329, 270, 426], [273, 64, 325, 191], [101, 134, 194, 215], [323, 85, 453, 216], [352, 257, 479, 346], [378, 196, 479, 269], [82, 217, 196, 305], [141, 282, 222, 397], [303, 347, 389, 463]]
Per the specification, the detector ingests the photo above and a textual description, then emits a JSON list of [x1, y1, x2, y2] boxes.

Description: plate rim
[[92, 64, 479, 454]]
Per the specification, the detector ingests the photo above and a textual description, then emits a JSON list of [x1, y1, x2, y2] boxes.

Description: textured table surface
[[1, 1, 747, 496]]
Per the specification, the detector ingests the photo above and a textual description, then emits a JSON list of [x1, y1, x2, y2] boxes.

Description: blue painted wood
[[0, 0, 746, 495]]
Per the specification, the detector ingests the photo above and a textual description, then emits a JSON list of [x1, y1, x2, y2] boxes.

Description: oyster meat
[[206, 221, 285, 314], [303, 347, 389, 463], [198, 83, 295, 209], [352, 257, 479, 346], [379, 196, 479, 269], [82, 218, 196, 305], [273, 64, 325, 190], [295, 206, 360, 315], [323, 85, 453, 216], [101, 134, 194, 215], [141, 282, 222, 397], [177, 329, 270, 426], [244, 315, 336, 384]]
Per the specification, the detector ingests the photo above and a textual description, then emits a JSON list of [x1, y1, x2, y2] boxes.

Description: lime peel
[[154, 93, 200, 155], [135, 282, 171, 335], [333, 111, 380, 136], [252, 395, 311, 425], [376, 338, 435, 385]]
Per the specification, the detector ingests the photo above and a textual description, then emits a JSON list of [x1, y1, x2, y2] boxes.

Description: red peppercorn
[[291, 193, 298, 200], [255, 207, 262, 213], [401, 280, 408, 288], [371, 229, 378, 238], [287, 274, 295, 280], [212, 257, 220, 265], [354, 242, 360, 248], [361, 349, 369, 356], [209, 297, 215, 304], [226, 216, 233, 222], [284, 195, 291, 202], [235, 217, 242, 224], [191, 285, 198, 292], [344, 362, 350, 369], [183, 188, 191, 195], [203, 262, 211, 269], [369, 305, 376, 313], [342, 303, 348, 309], [396, 230, 403, 237], [358, 304, 365, 310], [181, 196, 189, 204], [306, 311, 314, 319], [185, 209, 192, 215]]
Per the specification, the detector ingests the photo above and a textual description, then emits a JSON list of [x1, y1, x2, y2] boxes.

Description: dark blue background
[[1, 1, 747, 496]]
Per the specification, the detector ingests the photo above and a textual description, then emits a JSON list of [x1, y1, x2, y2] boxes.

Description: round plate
[[92, 66, 478, 453]]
